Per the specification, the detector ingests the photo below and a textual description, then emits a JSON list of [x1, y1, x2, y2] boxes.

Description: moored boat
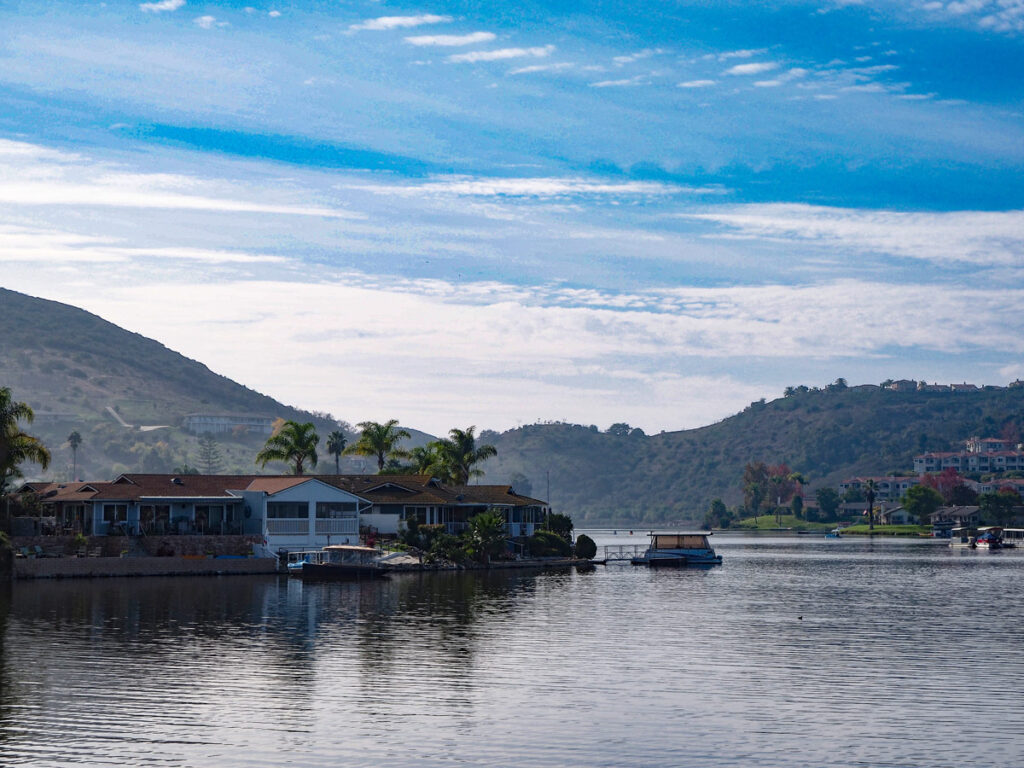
[[298, 544, 390, 580], [631, 532, 722, 566]]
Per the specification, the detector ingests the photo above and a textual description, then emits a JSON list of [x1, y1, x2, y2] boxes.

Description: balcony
[[315, 519, 357, 535], [266, 519, 310, 536]]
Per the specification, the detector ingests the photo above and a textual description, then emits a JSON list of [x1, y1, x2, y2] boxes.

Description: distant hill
[[481, 384, 1024, 525]]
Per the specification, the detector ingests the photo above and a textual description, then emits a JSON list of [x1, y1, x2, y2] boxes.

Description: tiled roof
[[244, 477, 314, 494]]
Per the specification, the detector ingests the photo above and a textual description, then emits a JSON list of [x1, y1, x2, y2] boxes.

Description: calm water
[[2, 533, 1022, 768]]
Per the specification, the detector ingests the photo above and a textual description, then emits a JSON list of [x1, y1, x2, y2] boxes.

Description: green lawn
[[837, 524, 931, 536], [733, 515, 835, 531]]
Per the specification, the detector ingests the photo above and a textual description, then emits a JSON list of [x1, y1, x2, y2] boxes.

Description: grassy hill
[[481, 384, 1024, 525]]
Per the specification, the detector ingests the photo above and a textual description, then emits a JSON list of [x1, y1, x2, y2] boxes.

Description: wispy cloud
[[405, 32, 496, 46], [349, 14, 452, 32], [449, 45, 554, 64], [724, 61, 779, 76], [613, 48, 667, 65], [139, 0, 184, 12], [686, 203, 1024, 266], [590, 75, 647, 88], [347, 175, 725, 198], [678, 79, 716, 88], [508, 62, 574, 75]]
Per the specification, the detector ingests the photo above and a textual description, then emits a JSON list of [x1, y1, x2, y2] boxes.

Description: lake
[[1, 533, 1022, 767]]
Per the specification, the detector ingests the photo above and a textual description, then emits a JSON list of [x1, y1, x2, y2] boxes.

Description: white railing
[[266, 519, 310, 535], [315, 519, 357, 535]]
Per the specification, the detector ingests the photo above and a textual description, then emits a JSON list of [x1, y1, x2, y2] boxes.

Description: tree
[[255, 420, 319, 475], [67, 430, 82, 481], [466, 509, 507, 564], [979, 488, 1021, 527], [435, 426, 497, 485], [703, 498, 731, 529], [197, 434, 224, 474], [816, 487, 841, 520], [791, 494, 804, 520], [0, 387, 51, 496], [922, 468, 970, 504], [546, 512, 573, 539], [344, 420, 410, 472], [901, 485, 943, 525], [326, 430, 347, 474], [606, 422, 631, 437], [743, 461, 771, 522]]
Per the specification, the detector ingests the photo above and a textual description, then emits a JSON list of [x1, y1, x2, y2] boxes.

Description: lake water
[[2, 533, 1022, 767]]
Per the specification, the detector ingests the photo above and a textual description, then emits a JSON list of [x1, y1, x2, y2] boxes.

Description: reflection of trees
[[0, 584, 12, 745]]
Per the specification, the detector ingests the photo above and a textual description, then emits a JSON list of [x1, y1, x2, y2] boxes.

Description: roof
[[26, 473, 548, 507]]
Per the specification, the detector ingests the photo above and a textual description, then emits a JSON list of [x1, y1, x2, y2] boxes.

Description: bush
[[426, 533, 468, 565], [527, 530, 571, 557], [546, 512, 574, 539], [574, 533, 596, 560]]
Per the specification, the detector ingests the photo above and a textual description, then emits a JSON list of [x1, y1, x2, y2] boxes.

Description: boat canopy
[[651, 533, 711, 549]]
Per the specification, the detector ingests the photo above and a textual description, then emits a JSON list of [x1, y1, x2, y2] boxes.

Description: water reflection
[[2, 541, 1023, 767]]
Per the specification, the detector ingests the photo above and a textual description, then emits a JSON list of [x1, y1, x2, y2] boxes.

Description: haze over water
[[2, 535, 1021, 767]]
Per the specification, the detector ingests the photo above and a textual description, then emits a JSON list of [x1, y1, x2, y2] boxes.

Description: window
[[316, 502, 357, 519], [103, 504, 128, 523], [267, 502, 308, 519]]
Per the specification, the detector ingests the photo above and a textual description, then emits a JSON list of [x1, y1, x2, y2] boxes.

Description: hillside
[[0, 288, 352, 478], [481, 384, 1024, 525]]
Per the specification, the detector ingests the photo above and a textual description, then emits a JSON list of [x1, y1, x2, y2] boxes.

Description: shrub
[[426, 533, 468, 565], [546, 512, 574, 539], [574, 533, 597, 560], [528, 530, 571, 557]]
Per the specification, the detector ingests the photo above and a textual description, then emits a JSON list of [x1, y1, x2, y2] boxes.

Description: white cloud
[[724, 61, 779, 76], [268, 10, 281, 18], [193, 15, 228, 29], [508, 62, 574, 75], [405, 32, 496, 46], [678, 79, 716, 88], [139, 0, 184, 12], [449, 45, 554, 63], [715, 48, 768, 60], [590, 75, 647, 88], [349, 14, 452, 31], [686, 203, 1024, 266], [613, 48, 667, 65], [347, 175, 722, 198]]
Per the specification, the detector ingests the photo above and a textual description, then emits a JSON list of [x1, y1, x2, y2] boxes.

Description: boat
[[1002, 528, 1023, 548], [825, 528, 843, 539], [950, 526, 1008, 550], [297, 545, 390, 580], [630, 532, 722, 566]]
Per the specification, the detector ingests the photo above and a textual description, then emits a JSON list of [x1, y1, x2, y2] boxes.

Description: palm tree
[[344, 420, 411, 472], [436, 426, 497, 485], [67, 430, 82, 481], [409, 443, 443, 476], [326, 430, 347, 474], [466, 509, 507, 564], [0, 387, 51, 496], [255, 420, 319, 475]]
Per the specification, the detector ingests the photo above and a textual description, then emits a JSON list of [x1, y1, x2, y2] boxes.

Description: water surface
[[1, 534, 1021, 767]]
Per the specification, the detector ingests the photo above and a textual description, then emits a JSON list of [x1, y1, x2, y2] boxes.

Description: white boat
[[1002, 528, 1023, 548], [950, 526, 1009, 550], [631, 532, 722, 566]]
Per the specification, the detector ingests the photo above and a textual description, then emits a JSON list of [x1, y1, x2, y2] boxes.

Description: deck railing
[[315, 519, 357, 535], [602, 544, 645, 561]]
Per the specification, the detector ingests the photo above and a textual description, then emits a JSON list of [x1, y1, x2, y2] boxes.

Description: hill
[[481, 383, 1024, 525], [0, 288, 362, 478]]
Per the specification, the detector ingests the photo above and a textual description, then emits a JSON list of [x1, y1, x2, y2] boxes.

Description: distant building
[[183, 413, 275, 436], [839, 476, 919, 501], [914, 451, 1024, 475], [886, 379, 917, 392]]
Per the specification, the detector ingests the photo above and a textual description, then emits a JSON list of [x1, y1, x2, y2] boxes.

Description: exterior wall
[[261, 480, 364, 551], [361, 512, 400, 535], [183, 414, 274, 435]]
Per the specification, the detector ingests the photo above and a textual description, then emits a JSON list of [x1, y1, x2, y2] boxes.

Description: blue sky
[[2, 0, 1024, 433]]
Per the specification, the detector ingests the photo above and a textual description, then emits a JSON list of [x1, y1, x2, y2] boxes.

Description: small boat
[[631, 532, 722, 567], [825, 527, 844, 539], [298, 545, 390, 580]]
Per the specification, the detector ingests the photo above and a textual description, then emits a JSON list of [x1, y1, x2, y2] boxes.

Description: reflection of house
[[22, 473, 550, 551], [182, 414, 275, 435]]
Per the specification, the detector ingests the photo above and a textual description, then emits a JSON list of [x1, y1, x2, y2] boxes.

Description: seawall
[[12, 555, 277, 580]]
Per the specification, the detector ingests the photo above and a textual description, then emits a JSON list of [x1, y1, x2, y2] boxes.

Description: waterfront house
[[21, 473, 550, 552]]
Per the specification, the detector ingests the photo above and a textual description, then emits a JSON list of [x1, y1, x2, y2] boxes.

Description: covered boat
[[299, 544, 389, 580], [631, 532, 722, 566]]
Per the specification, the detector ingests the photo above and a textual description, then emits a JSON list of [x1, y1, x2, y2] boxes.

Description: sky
[[2, 0, 1024, 435]]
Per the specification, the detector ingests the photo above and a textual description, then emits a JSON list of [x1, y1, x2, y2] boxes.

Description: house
[[929, 505, 981, 527], [878, 505, 916, 525], [182, 414, 275, 436], [838, 476, 919, 501], [20, 473, 551, 552]]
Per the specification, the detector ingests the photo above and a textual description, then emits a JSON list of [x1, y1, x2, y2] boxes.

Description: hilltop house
[[20, 473, 550, 552]]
